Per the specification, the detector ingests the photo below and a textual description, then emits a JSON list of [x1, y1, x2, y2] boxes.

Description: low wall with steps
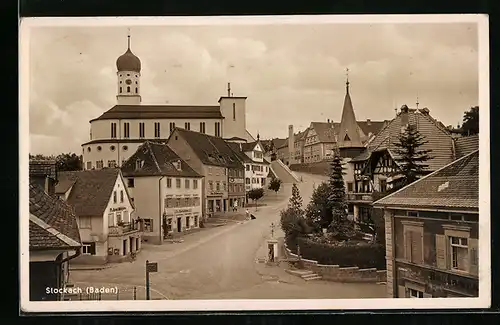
[[284, 243, 386, 283]]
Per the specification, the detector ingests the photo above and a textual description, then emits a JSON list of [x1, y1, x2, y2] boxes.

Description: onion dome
[[116, 35, 141, 73]]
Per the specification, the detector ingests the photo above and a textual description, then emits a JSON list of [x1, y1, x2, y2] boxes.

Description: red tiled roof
[[29, 183, 81, 250], [121, 141, 201, 178], [373, 150, 479, 211], [90, 105, 223, 122]]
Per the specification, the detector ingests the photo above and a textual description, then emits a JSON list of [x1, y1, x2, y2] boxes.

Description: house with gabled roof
[[373, 150, 479, 298], [227, 135, 271, 195], [167, 127, 246, 218], [56, 168, 139, 264], [29, 160, 82, 301], [347, 105, 465, 227], [121, 141, 203, 244]]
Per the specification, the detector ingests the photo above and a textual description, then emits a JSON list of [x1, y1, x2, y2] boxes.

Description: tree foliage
[[247, 187, 264, 204], [288, 183, 303, 213], [268, 177, 282, 194], [326, 151, 356, 240], [29, 152, 83, 171], [461, 106, 479, 136], [305, 182, 332, 231], [280, 183, 310, 240], [392, 124, 433, 187]]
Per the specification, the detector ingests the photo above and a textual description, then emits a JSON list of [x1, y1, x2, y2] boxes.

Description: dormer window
[[135, 159, 142, 170]]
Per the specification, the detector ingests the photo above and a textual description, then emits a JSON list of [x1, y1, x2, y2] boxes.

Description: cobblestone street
[[69, 174, 386, 300]]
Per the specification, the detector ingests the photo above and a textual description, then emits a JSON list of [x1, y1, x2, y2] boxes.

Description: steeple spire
[[338, 70, 363, 148], [416, 95, 420, 109], [227, 82, 231, 97], [345, 68, 350, 93], [127, 28, 131, 49]]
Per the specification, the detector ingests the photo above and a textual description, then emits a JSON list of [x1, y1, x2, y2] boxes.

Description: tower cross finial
[[416, 95, 420, 109], [127, 28, 131, 49], [345, 68, 350, 92], [227, 82, 231, 97]]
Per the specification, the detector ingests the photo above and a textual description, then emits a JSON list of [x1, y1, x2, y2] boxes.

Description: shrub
[[280, 208, 310, 240], [288, 237, 386, 269]]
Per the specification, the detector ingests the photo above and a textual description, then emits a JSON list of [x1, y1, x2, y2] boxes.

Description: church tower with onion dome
[[116, 30, 142, 105]]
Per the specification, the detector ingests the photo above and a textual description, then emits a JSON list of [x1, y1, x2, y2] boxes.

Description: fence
[[68, 287, 138, 301]]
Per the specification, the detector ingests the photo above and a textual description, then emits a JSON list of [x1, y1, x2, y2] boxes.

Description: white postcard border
[[19, 14, 490, 313]]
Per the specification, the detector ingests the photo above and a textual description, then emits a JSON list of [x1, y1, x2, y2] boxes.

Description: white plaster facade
[[125, 174, 203, 244], [243, 142, 270, 191], [60, 173, 140, 264]]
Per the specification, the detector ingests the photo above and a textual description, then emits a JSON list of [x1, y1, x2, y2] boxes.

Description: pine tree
[[326, 150, 355, 239], [288, 183, 303, 213], [392, 124, 433, 187]]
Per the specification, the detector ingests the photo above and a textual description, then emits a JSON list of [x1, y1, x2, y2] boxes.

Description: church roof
[[337, 82, 364, 147], [90, 105, 223, 122], [373, 150, 479, 211], [121, 141, 201, 178]]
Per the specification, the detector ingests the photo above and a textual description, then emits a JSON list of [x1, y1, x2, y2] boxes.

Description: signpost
[[145, 260, 158, 300]]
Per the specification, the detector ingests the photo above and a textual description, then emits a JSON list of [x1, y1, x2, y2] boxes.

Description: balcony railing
[[109, 221, 141, 236], [346, 192, 373, 203]]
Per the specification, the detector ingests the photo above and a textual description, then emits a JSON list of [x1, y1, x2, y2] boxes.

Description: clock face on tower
[[125, 79, 132, 85]]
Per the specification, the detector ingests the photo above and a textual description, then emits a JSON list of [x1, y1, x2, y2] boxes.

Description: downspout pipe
[[60, 247, 82, 264], [159, 175, 165, 243]]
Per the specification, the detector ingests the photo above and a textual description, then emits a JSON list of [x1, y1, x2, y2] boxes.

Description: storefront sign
[[175, 208, 192, 213], [110, 207, 127, 212], [229, 178, 244, 184]]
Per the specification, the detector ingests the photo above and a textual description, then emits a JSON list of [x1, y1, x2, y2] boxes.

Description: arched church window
[[119, 87, 122, 93], [127, 86, 130, 93], [135, 87, 138, 94]]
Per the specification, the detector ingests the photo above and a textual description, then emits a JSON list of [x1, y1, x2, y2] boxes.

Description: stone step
[[301, 273, 320, 279], [303, 275, 322, 281], [287, 269, 315, 276]]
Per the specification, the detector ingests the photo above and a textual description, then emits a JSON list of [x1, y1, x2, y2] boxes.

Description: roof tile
[[91, 105, 223, 122], [121, 141, 202, 178]]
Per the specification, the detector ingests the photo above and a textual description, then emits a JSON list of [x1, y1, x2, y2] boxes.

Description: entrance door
[[177, 217, 182, 232], [223, 199, 227, 212], [123, 239, 127, 255], [129, 237, 133, 252]]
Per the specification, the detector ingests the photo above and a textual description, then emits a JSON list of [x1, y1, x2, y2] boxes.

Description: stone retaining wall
[[284, 243, 387, 283]]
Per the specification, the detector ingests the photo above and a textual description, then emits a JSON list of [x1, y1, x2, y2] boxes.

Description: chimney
[[400, 105, 409, 127], [420, 107, 430, 115], [288, 125, 294, 162], [400, 105, 409, 113], [366, 118, 371, 126]]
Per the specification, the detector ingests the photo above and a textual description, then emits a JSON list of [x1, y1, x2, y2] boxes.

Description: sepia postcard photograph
[[19, 14, 490, 313]]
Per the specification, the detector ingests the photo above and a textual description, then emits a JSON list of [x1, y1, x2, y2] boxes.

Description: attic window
[[344, 134, 350, 141]]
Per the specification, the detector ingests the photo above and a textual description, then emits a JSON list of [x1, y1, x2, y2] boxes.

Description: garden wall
[[284, 236, 387, 283], [289, 162, 330, 176], [284, 241, 387, 283]]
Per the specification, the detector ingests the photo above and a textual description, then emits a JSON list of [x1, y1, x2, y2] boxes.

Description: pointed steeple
[[337, 69, 363, 148]]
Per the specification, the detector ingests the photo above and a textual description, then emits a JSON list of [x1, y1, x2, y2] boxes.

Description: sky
[[26, 19, 480, 155]]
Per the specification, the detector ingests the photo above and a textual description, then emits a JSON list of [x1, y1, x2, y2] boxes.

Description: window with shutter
[[108, 213, 115, 227], [469, 238, 479, 276], [435, 234, 447, 269]]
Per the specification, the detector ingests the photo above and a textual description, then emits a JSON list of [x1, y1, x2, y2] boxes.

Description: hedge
[[286, 235, 386, 270]]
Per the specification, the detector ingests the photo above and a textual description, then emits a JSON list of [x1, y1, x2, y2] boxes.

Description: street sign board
[[146, 262, 158, 273]]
